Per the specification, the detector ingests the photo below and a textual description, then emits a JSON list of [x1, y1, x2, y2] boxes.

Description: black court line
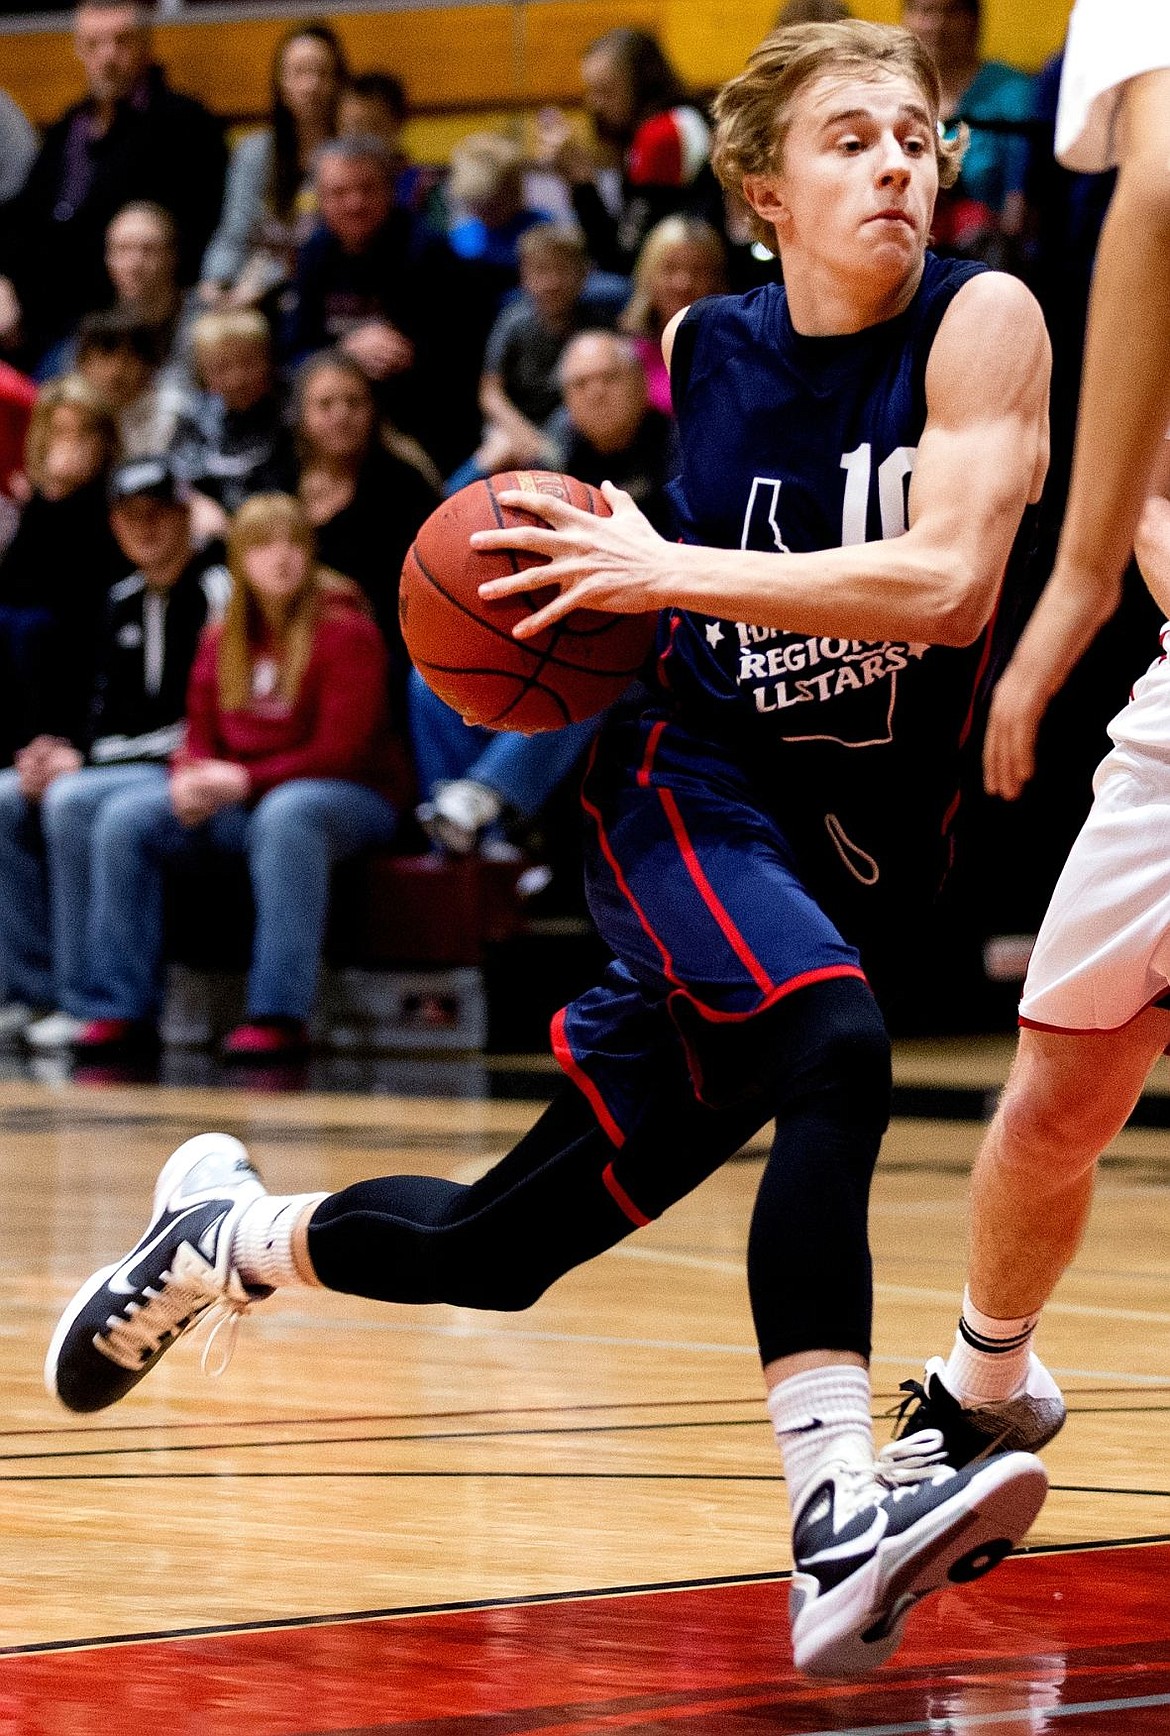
[[4, 1533, 1169, 1660], [0, 1394, 774, 1441], [0, 1414, 777, 1465]]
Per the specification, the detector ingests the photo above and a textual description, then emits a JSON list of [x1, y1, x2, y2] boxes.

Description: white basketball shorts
[[1020, 638, 1170, 1033], [1056, 0, 1170, 172]]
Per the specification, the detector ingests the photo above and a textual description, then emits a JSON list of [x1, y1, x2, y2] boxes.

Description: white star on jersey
[[705, 621, 724, 646]]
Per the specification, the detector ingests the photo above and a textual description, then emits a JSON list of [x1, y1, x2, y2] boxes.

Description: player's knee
[[762, 976, 892, 1134], [996, 1079, 1116, 1176]]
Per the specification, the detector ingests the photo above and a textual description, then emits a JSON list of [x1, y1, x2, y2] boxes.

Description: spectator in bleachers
[[294, 349, 437, 693], [282, 136, 471, 470], [0, 1, 225, 367], [536, 29, 721, 277], [546, 331, 674, 530], [0, 455, 229, 1050], [449, 222, 626, 488], [338, 72, 442, 219], [40, 201, 194, 384], [171, 310, 295, 519], [70, 492, 409, 1061], [620, 215, 727, 414], [0, 90, 36, 203], [75, 307, 194, 458], [199, 22, 346, 312], [901, 0, 1033, 263], [0, 376, 126, 761], [446, 132, 551, 291]]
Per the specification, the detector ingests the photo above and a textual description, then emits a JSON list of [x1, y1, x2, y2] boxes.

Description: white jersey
[[1056, 0, 1170, 172]]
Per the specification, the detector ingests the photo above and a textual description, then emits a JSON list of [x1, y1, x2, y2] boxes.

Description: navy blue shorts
[[553, 707, 867, 1142]]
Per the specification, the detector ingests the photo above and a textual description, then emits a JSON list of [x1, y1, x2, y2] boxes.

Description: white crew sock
[[767, 1365, 874, 1516], [231, 1192, 330, 1289], [944, 1286, 1039, 1405]]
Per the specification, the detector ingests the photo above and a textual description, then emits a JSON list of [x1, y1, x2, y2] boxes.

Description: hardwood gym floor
[[1, 1045, 1169, 1732]]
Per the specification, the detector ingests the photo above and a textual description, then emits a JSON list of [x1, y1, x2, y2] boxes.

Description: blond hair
[[191, 308, 271, 362], [447, 130, 524, 211], [712, 20, 964, 248], [24, 374, 120, 492], [221, 494, 321, 712], [621, 215, 728, 339]]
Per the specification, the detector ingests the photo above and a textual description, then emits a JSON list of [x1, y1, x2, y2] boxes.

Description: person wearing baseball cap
[[0, 451, 229, 1051]]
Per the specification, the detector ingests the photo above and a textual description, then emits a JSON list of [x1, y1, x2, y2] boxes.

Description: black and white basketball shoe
[[45, 1133, 270, 1413], [895, 1355, 1066, 1468], [789, 1434, 1048, 1677]]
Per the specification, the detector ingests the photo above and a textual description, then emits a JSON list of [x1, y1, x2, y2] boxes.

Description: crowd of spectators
[[0, 0, 1129, 1059]]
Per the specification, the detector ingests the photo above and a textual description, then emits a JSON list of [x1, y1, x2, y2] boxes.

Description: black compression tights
[[306, 976, 891, 1362]]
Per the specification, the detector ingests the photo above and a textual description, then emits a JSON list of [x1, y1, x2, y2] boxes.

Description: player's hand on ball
[[473, 481, 666, 638], [982, 660, 1047, 800]]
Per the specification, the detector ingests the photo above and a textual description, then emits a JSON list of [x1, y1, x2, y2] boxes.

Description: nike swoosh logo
[[107, 1206, 212, 1295], [801, 1506, 889, 1566], [780, 1418, 825, 1436]]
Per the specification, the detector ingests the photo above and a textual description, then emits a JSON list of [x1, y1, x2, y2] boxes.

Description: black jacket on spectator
[[0, 66, 226, 362], [283, 213, 481, 472], [0, 478, 132, 755], [312, 441, 438, 698], [170, 393, 296, 515], [554, 408, 676, 533], [86, 550, 230, 764]]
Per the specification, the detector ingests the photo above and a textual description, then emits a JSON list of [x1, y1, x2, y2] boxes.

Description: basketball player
[[892, 1, 1170, 1463], [47, 22, 1051, 1678]]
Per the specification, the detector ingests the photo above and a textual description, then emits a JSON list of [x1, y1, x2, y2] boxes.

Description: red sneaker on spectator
[[221, 1019, 309, 1062], [73, 1019, 157, 1053]]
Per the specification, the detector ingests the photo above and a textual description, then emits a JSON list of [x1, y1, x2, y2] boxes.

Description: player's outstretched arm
[[983, 68, 1170, 801], [475, 273, 1049, 650]]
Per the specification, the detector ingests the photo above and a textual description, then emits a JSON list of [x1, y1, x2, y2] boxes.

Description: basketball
[[399, 470, 658, 733]]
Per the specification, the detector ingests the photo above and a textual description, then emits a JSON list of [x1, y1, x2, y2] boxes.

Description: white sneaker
[[417, 779, 503, 855], [25, 1011, 87, 1050], [789, 1433, 1048, 1677], [45, 1133, 270, 1412]]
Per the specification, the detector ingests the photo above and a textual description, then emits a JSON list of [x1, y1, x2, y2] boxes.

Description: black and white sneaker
[[789, 1433, 1048, 1677], [895, 1355, 1066, 1468], [45, 1133, 269, 1413]]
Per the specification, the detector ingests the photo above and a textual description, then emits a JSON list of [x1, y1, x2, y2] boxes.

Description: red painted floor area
[[4, 1543, 1170, 1735]]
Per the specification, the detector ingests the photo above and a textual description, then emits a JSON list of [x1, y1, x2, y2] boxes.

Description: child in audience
[[71, 493, 409, 1061], [449, 222, 627, 487], [75, 309, 195, 459], [171, 310, 295, 518]]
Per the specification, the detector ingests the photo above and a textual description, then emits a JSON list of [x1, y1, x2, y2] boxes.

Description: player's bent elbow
[[925, 574, 996, 648]]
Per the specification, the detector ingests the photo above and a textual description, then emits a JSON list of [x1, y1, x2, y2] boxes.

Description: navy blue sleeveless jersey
[[657, 252, 1015, 858]]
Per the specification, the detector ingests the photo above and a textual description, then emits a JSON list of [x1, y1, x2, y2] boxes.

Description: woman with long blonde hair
[[619, 215, 727, 413], [71, 493, 410, 1061]]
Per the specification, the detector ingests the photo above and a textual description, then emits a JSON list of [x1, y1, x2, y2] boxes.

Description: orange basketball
[[399, 470, 657, 734]]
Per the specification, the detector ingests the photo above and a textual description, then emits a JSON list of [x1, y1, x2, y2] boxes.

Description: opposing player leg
[[900, 739, 1170, 1463]]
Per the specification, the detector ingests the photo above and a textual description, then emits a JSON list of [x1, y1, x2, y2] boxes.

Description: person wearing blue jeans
[[80, 775, 398, 1034], [0, 454, 231, 1050], [0, 762, 166, 1027], [409, 667, 599, 853]]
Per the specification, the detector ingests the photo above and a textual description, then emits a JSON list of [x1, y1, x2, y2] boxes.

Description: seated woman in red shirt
[[72, 492, 409, 1059]]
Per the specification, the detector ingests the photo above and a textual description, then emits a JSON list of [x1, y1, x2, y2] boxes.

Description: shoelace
[[888, 1377, 929, 1429], [100, 1269, 220, 1371], [875, 1428, 950, 1487]]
